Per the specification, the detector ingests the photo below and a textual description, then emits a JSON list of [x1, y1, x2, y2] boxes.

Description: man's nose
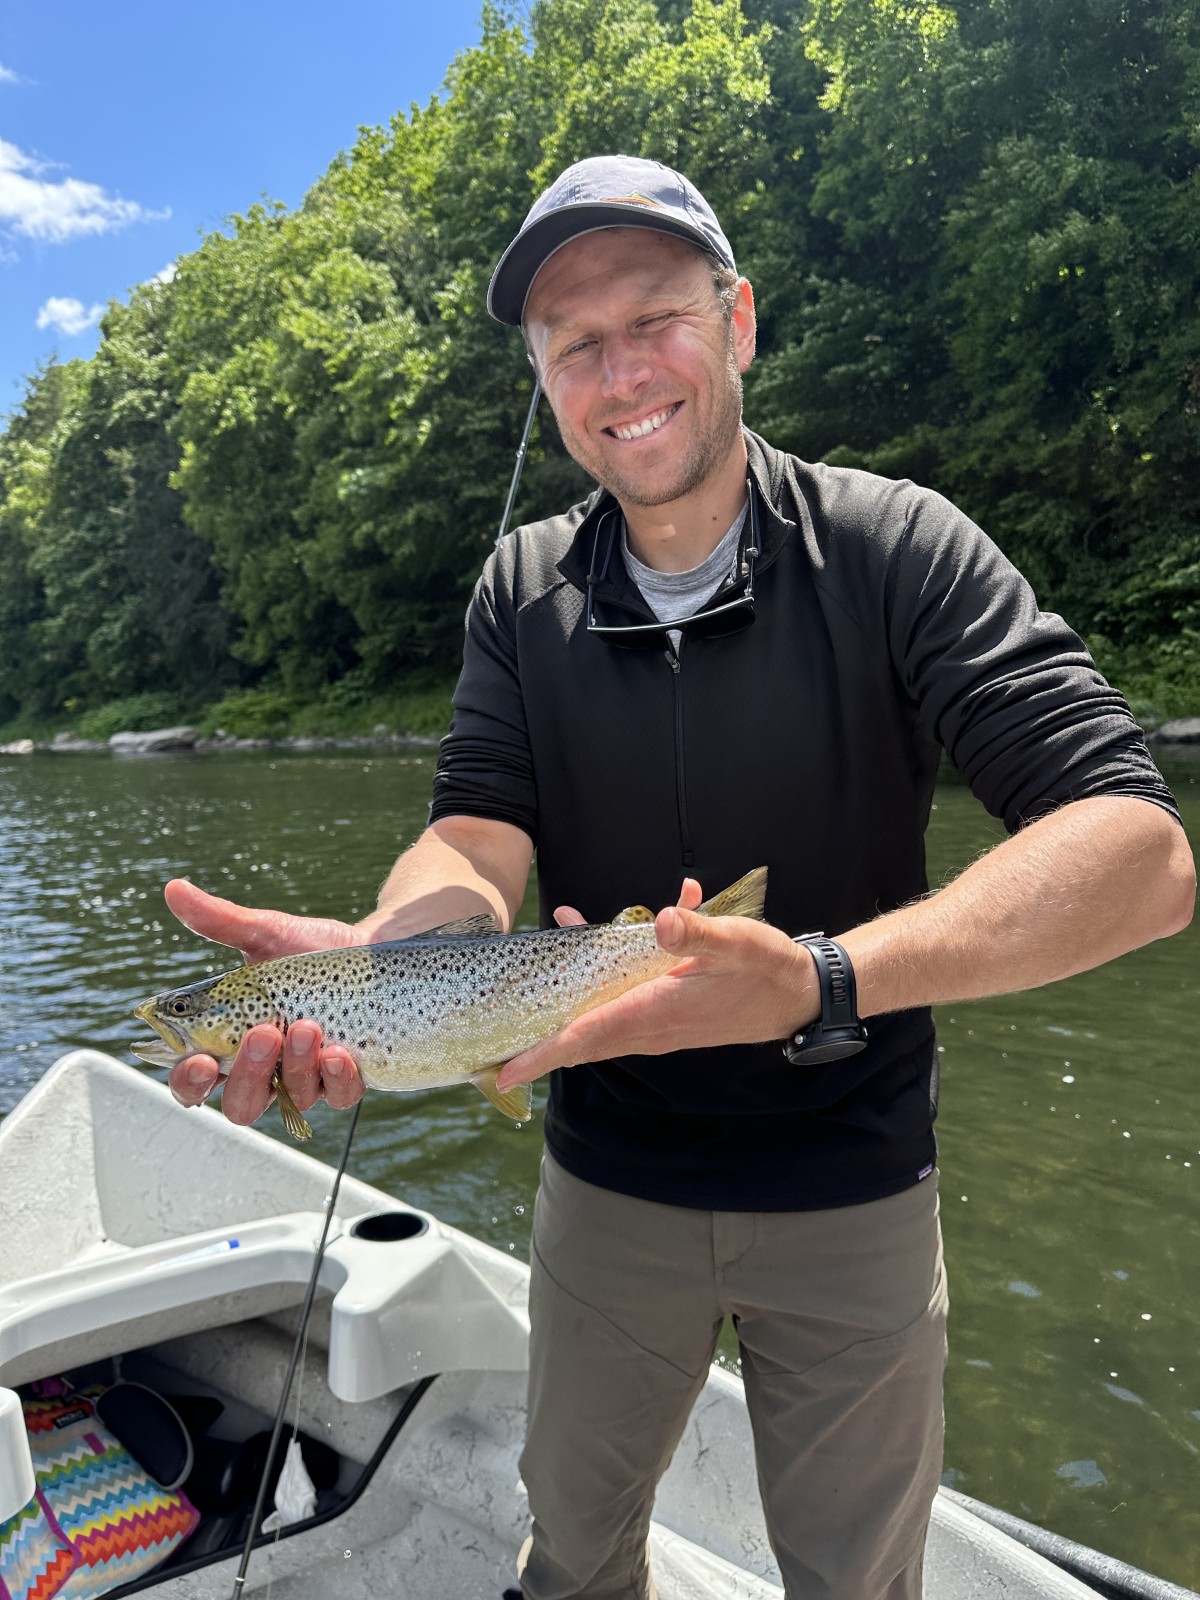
[[599, 334, 653, 399]]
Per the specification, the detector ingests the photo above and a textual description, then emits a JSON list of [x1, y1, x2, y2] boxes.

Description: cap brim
[[487, 203, 724, 325]]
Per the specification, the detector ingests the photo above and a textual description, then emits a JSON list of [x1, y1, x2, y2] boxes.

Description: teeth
[[611, 405, 677, 441]]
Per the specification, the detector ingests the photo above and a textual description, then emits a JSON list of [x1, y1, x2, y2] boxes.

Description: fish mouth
[[132, 1001, 187, 1056], [130, 1038, 184, 1068]]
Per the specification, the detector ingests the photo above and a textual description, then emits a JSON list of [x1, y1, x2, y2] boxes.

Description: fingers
[[656, 901, 714, 954], [168, 1053, 224, 1109], [163, 879, 358, 963], [164, 879, 265, 952], [276, 1021, 365, 1112], [169, 1023, 365, 1125], [220, 1026, 286, 1125], [279, 1020, 323, 1112], [552, 904, 587, 927], [319, 1047, 366, 1110]]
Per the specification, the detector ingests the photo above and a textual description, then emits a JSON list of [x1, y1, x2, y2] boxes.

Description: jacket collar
[[556, 428, 797, 600]]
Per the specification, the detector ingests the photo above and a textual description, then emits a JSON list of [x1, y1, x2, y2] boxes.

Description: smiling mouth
[[605, 402, 682, 442]]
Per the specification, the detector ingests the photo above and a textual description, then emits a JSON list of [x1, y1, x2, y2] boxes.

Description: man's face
[[523, 229, 755, 511]]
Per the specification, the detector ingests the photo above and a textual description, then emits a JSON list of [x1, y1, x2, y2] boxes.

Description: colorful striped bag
[[0, 1383, 199, 1599]]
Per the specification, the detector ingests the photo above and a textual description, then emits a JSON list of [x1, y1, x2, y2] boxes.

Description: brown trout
[[132, 868, 768, 1140]]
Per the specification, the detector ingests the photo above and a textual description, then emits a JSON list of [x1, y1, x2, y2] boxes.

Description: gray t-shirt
[[622, 506, 747, 647]]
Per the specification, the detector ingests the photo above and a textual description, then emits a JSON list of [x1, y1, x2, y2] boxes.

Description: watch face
[[783, 1024, 868, 1066]]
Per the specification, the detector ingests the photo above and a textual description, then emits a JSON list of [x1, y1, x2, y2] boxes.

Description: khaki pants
[[518, 1153, 947, 1600]]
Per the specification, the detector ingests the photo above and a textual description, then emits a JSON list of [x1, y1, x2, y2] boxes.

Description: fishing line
[[260, 1284, 317, 1600], [229, 1096, 362, 1598]]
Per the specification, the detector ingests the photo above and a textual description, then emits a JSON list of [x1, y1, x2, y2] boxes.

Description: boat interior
[[0, 1052, 1175, 1600]]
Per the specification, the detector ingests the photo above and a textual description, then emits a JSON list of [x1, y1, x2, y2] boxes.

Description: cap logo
[[601, 192, 661, 209]]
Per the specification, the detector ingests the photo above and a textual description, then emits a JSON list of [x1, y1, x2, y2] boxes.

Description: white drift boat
[[0, 1052, 1193, 1600]]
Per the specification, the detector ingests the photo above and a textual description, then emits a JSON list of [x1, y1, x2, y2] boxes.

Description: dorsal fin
[[471, 1066, 533, 1122], [612, 904, 655, 925], [405, 913, 503, 940]]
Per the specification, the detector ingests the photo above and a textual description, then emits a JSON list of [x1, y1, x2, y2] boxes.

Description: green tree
[[0, 362, 89, 721], [34, 286, 238, 709]]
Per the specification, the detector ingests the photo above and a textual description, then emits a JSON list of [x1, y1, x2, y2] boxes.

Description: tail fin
[[698, 867, 768, 921]]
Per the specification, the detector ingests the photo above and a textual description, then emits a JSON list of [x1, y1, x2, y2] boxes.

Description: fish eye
[[169, 998, 190, 1016]]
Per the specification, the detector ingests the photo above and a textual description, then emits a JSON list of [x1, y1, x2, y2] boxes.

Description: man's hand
[[495, 879, 817, 1090], [162, 879, 365, 1125]]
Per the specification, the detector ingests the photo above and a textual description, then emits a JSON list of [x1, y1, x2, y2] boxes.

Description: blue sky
[[0, 0, 489, 417]]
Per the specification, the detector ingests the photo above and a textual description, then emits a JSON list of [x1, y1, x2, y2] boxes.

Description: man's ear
[[732, 278, 756, 374]]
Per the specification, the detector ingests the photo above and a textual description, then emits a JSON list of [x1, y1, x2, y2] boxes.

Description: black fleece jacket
[[430, 430, 1178, 1210]]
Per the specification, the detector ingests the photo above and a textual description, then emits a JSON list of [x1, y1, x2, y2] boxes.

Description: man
[[167, 156, 1195, 1599]]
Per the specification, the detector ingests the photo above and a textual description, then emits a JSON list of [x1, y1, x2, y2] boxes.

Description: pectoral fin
[[471, 1067, 533, 1123], [272, 1072, 314, 1141]]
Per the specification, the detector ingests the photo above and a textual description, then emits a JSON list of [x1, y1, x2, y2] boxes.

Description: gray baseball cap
[[487, 154, 737, 326]]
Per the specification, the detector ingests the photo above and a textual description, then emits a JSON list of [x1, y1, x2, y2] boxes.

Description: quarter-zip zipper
[[666, 637, 694, 868]]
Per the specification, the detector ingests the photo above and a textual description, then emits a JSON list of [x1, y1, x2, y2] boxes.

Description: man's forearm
[[356, 816, 535, 942], [840, 796, 1195, 1020]]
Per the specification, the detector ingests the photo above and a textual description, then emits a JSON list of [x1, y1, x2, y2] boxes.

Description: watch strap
[[783, 935, 868, 1065]]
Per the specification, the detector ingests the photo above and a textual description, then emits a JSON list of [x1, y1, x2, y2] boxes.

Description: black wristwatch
[[783, 935, 869, 1065]]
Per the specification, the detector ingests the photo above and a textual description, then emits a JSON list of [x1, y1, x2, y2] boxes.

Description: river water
[[0, 747, 1196, 1586]]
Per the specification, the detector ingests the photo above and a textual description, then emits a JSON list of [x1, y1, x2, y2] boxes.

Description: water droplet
[[1062, 1074, 1075, 1084], [344, 1550, 352, 1559], [1140, 1313, 1152, 1321], [513, 1204, 525, 1216]]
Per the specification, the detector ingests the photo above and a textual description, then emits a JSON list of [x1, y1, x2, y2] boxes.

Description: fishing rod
[[232, 390, 540, 1588], [496, 381, 541, 542], [229, 1098, 362, 1598]]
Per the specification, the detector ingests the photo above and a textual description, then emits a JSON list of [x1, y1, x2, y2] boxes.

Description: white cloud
[[36, 296, 104, 336], [152, 261, 177, 284], [0, 136, 169, 244], [0, 62, 19, 85]]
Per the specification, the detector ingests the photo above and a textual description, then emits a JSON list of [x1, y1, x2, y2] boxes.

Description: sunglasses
[[585, 483, 760, 644]]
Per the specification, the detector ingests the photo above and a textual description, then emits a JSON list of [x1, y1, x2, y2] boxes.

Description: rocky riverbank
[[0, 725, 440, 756], [4, 718, 1200, 757]]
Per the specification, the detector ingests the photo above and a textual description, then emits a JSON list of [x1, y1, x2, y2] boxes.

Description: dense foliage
[[3, 0, 1198, 733]]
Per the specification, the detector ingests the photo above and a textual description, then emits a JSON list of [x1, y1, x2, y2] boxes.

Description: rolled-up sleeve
[[885, 488, 1180, 832], [429, 547, 539, 843]]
